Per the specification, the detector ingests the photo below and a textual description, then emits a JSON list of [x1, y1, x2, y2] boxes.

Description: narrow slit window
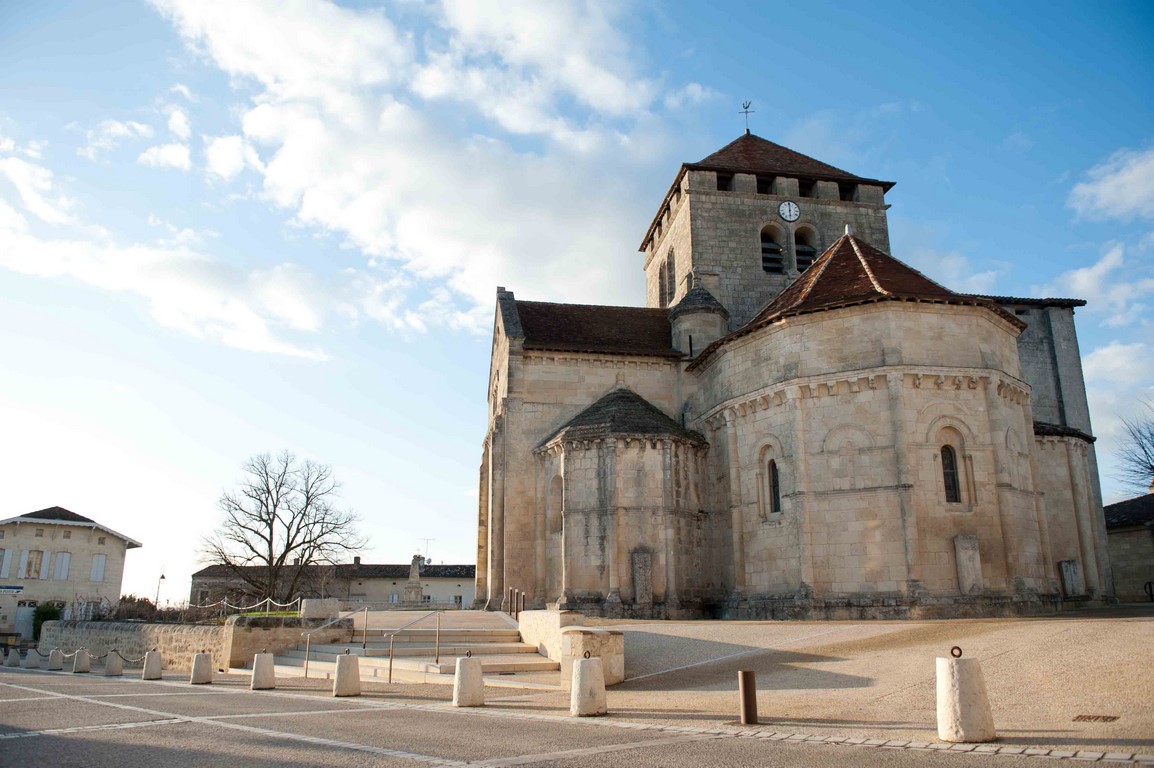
[[768, 460, 781, 514], [942, 445, 961, 503], [666, 249, 676, 304]]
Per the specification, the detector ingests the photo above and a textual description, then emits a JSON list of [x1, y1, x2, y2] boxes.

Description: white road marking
[[469, 733, 724, 767], [0, 718, 184, 740]]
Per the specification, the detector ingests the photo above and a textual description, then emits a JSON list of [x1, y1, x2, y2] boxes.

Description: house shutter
[[39, 551, 52, 580], [0, 548, 9, 578], [54, 552, 71, 580], [90, 554, 106, 582], [17, 550, 28, 579]]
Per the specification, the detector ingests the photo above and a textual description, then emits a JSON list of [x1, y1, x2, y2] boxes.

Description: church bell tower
[[640, 132, 895, 329]]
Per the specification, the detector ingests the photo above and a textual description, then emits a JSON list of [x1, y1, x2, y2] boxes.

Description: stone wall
[[559, 627, 625, 691], [1108, 526, 1154, 601], [517, 609, 583, 661], [38, 616, 353, 672]]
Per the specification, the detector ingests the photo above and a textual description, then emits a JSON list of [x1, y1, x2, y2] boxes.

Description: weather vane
[[740, 101, 755, 134]]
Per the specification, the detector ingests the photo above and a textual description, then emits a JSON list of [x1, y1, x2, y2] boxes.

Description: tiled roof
[[689, 133, 895, 189], [688, 233, 1023, 371], [20, 506, 96, 523], [977, 295, 1087, 309], [515, 300, 681, 359], [192, 563, 476, 579], [1104, 493, 1154, 530], [537, 386, 704, 448], [669, 284, 729, 321], [1032, 422, 1096, 443]]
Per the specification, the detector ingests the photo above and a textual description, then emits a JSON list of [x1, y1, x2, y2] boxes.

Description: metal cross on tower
[[740, 101, 755, 134]]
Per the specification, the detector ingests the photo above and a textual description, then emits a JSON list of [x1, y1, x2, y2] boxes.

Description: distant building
[[0, 506, 141, 640], [190, 557, 476, 609], [1104, 491, 1154, 602]]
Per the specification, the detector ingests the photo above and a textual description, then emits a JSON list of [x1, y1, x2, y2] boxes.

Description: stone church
[[476, 132, 1112, 619]]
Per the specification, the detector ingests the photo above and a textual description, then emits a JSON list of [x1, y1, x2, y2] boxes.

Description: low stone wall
[[39, 616, 354, 673], [559, 627, 625, 691], [39, 621, 229, 673], [517, 609, 583, 661]]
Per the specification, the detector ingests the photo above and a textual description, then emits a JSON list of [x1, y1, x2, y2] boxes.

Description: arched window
[[767, 460, 781, 514], [658, 261, 669, 306], [666, 249, 677, 304], [794, 230, 817, 273], [941, 445, 961, 503], [761, 227, 784, 274]]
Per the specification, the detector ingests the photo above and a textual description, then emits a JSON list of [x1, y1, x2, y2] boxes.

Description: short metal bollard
[[738, 669, 758, 725]]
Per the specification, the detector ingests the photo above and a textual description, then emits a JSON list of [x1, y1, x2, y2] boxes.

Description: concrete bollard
[[570, 657, 607, 717], [738, 670, 759, 725], [453, 656, 485, 707], [22, 652, 40, 669], [72, 649, 91, 673], [936, 655, 996, 743], [104, 652, 123, 677], [190, 653, 213, 685], [47, 650, 64, 670], [4, 649, 20, 667], [142, 651, 163, 680], [333, 654, 361, 697], [251, 653, 275, 690]]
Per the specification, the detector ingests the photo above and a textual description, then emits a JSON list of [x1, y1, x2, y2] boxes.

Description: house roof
[[689, 132, 895, 189], [192, 563, 476, 580], [1104, 493, 1154, 530], [0, 506, 142, 548], [514, 299, 681, 359], [641, 133, 895, 251], [688, 232, 1024, 371], [537, 386, 704, 448]]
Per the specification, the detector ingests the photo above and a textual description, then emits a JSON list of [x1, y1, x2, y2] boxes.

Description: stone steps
[[301, 642, 539, 657]]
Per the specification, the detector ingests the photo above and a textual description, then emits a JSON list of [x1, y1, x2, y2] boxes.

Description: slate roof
[[192, 563, 476, 580], [689, 133, 895, 189], [668, 284, 729, 321], [537, 386, 704, 448], [514, 300, 681, 359], [1104, 493, 1154, 530], [0, 506, 142, 548], [1032, 422, 1096, 443], [976, 295, 1087, 309], [688, 233, 1023, 371]]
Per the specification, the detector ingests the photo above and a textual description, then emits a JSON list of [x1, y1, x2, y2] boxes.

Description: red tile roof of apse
[[688, 232, 1025, 371]]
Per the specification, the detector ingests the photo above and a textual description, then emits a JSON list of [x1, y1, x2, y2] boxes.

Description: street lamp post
[[155, 573, 165, 609]]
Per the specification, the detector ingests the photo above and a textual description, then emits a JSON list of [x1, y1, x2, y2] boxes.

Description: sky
[[0, 1, 1151, 604]]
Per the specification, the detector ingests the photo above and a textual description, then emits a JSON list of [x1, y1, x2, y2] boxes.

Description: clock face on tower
[[778, 201, 800, 222]]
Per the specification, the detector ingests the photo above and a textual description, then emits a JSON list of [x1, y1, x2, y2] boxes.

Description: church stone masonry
[[477, 132, 1112, 620]]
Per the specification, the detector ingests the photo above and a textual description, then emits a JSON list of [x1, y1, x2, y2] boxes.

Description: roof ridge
[[849, 235, 890, 296]]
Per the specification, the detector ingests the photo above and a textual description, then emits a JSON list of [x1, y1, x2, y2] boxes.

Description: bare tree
[[1116, 401, 1154, 494], [203, 451, 365, 602]]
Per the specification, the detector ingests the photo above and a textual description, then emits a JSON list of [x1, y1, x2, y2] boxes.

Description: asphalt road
[[2, 667, 1149, 768]]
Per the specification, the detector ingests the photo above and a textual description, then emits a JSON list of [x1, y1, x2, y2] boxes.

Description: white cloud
[[138, 143, 192, 171], [0, 200, 28, 232], [1069, 145, 1154, 220], [1033, 243, 1154, 327], [0, 156, 76, 224], [204, 135, 248, 181], [1082, 340, 1154, 501], [171, 83, 194, 101], [901, 245, 1005, 295], [78, 119, 154, 160], [0, 135, 15, 154], [167, 107, 191, 140], [664, 82, 719, 111]]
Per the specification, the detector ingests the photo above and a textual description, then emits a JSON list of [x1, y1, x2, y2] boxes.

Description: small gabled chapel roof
[[537, 386, 704, 449], [669, 283, 729, 320], [688, 232, 1024, 371]]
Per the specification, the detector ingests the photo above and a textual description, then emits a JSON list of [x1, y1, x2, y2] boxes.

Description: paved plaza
[[2, 609, 1152, 767]]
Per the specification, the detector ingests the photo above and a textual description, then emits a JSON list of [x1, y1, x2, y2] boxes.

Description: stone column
[[1065, 440, 1100, 594], [886, 374, 921, 592], [984, 379, 1020, 591], [534, 453, 547, 604], [603, 439, 621, 608], [662, 441, 679, 609], [792, 388, 815, 590], [557, 445, 574, 608], [485, 417, 506, 610], [724, 410, 746, 593], [474, 443, 490, 608]]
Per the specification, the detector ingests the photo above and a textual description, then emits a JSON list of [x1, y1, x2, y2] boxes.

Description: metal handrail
[[300, 608, 363, 678], [381, 610, 445, 684]]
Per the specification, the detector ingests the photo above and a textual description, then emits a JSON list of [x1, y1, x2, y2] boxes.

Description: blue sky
[[0, 1, 1151, 602]]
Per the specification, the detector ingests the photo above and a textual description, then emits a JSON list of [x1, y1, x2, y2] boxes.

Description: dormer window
[[761, 227, 784, 274], [756, 175, 776, 194], [838, 182, 857, 201], [716, 172, 734, 191], [794, 231, 817, 273]]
